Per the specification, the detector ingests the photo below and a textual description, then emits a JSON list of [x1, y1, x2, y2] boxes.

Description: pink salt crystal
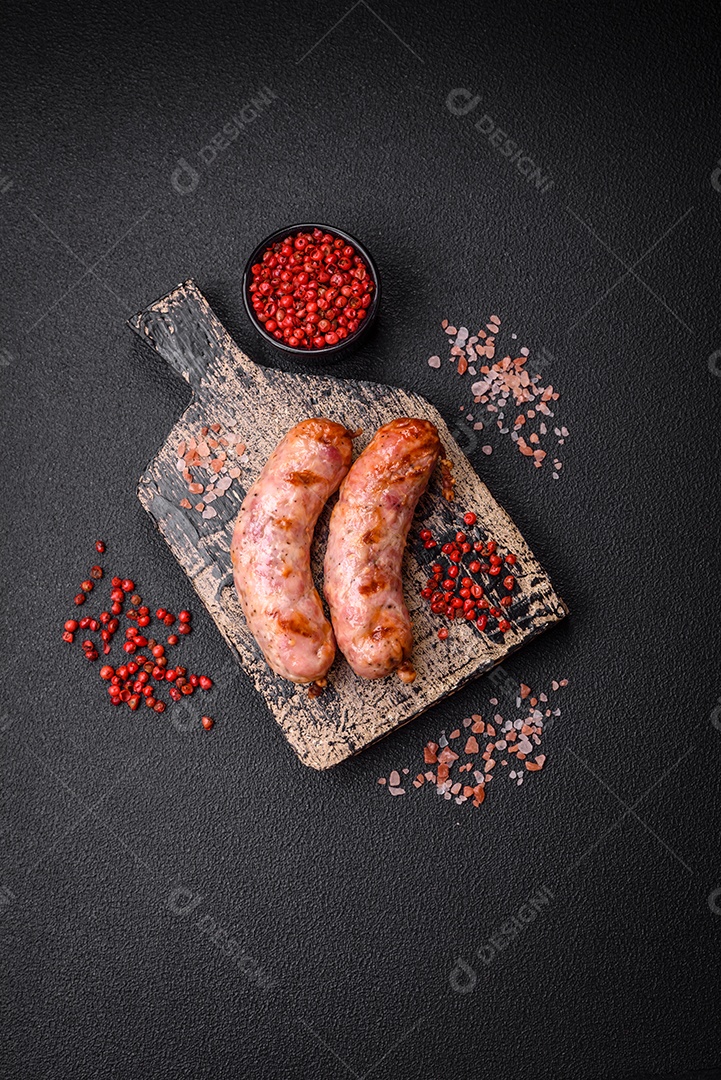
[[377, 778, 386, 785], [482, 445, 493, 455], [389, 787, 406, 796], [389, 770, 400, 787]]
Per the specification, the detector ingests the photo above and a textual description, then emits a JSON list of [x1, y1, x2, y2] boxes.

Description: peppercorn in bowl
[[243, 223, 380, 357]]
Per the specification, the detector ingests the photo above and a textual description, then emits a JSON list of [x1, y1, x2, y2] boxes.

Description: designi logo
[[172, 87, 278, 195]]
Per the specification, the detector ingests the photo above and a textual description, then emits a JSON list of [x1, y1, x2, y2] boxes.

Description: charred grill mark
[[277, 611, 316, 638], [439, 454, 455, 502], [358, 575, 384, 596], [285, 470, 323, 487]]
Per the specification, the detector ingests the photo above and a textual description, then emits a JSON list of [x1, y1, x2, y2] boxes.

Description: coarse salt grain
[[427, 314, 570, 476], [378, 678, 566, 810]]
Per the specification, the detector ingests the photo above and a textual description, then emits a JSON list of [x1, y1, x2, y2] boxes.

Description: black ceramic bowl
[[242, 223, 380, 358]]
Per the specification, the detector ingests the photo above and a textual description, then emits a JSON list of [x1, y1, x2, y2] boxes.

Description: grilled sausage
[[231, 419, 355, 684], [324, 417, 451, 683]]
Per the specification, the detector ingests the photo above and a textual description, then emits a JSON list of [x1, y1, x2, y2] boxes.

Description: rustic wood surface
[[129, 280, 567, 769]]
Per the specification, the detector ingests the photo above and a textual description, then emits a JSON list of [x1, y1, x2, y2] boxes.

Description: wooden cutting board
[[130, 280, 567, 769]]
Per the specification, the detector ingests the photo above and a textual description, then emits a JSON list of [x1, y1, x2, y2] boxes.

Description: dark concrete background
[[2, 1, 720, 1077]]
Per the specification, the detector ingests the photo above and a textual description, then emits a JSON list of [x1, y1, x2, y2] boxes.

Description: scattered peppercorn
[[63, 546, 221, 723], [419, 518, 519, 640]]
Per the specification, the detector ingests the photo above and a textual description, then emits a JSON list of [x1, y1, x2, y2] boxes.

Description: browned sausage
[[231, 419, 354, 684], [324, 417, 451, 683]]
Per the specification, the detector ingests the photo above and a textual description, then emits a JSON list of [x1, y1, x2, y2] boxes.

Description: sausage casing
[[324, 417, 444, 683], [231, 419, 354, 684]]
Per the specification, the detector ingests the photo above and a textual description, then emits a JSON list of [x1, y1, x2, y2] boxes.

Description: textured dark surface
[[1, 1, 720, 1078]]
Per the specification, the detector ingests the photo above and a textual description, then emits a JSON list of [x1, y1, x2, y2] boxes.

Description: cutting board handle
[[128, 278, 257, 391]]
